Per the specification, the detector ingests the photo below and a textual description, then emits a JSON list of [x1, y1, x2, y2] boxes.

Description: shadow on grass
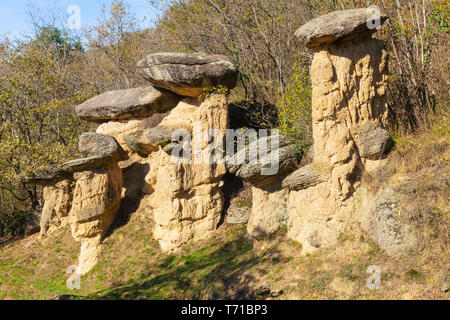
[[88, 233, 263, 300]]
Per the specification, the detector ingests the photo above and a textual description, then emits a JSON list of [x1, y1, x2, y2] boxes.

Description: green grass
[[86, 234, 257, 300]]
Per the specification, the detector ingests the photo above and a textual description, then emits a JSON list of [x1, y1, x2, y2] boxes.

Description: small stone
[[254, 285, 271, 297], [121, 292, 133, 300], [355, 124, 394, 159], [308, 230, 322, 248], [226, 201, 251, 225]]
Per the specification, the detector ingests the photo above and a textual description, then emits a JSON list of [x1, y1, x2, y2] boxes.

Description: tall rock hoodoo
[[283, 8, 393, 253]]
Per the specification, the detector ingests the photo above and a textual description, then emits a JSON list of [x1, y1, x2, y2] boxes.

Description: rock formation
[[284, 8, 393, 253], [138, 53, 239, 98], [138, 94, 230, 252], [24, 133, 128, 274], [75, 86, 181, 122], [22, 166, 73, 238], [71, 52, 237, 257], [29, 8, 402, 275], [228, 135, 300, 240]]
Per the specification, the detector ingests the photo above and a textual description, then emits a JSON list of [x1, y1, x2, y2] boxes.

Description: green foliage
[[0, 26, 92, 237], [276, 61, 312, 150]]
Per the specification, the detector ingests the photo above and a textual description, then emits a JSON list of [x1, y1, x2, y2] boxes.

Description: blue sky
[[0, 0, 160, 39]]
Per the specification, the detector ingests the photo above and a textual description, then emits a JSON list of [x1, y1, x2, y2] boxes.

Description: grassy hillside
[[0, 117, 448, 300]]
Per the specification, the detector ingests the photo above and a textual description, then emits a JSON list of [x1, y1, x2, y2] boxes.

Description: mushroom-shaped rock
[[137, 53, 239, 97], [62, 133, 128, 173], [282, 164, 322, 191], [69, 160, 122, 275], [295, 7, 388, 48], [227, 135, 300, 242], [59, 133, 126, 275], [79, 132, 129, 161], [354, 124, 394, 160], [75, 86, 181, 122]]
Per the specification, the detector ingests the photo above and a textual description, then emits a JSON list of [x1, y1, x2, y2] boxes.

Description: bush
[[276, 61, 312, 151]]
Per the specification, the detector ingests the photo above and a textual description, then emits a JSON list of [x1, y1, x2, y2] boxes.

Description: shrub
[[276, 60, 312, 151]]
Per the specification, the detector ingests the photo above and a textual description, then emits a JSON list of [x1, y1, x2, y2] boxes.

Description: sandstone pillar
[[285, 8, 393, 253]]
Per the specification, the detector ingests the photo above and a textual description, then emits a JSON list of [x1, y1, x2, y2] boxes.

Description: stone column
[[285, 8, 393, 254]]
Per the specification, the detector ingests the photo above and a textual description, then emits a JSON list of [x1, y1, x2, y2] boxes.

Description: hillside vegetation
[[0, 117, 448, 300], [0, 0, 448, 300]]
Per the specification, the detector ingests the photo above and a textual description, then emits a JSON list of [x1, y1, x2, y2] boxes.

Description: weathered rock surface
[[300, 145, 314, 166], [69, 162, 122, 274], [227, 134, 294, 175], [62, 133, 128, 173], [22, 165, 71, 186], [227, 134, 298, 241], [124, 126, 175, 156], [226, 201, 251, 225], [282, 164, 322, 191], [123, 130, 156, 155], [295, 7, 388, 48], [97, 119, 148, 155], [354, 123, 394, 159], [145, 126, 173, 147], [138, 53, 239, 97], [359, 188, 417, 256], [235, 144, 299, 187], [79, 132, 129, 161], [75, 86, 181, 122], [288, 9, 392, 254], [61, 155, 114, 173], [141, 94, 229, 252], [40, 179, 74, 237], [54, 133, 126, 274]]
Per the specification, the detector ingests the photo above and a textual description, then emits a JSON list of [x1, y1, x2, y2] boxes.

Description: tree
[[0, 27, 91, 237]]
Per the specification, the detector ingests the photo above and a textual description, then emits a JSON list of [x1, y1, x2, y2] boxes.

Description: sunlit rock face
[[285, 8, 392, 254]]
